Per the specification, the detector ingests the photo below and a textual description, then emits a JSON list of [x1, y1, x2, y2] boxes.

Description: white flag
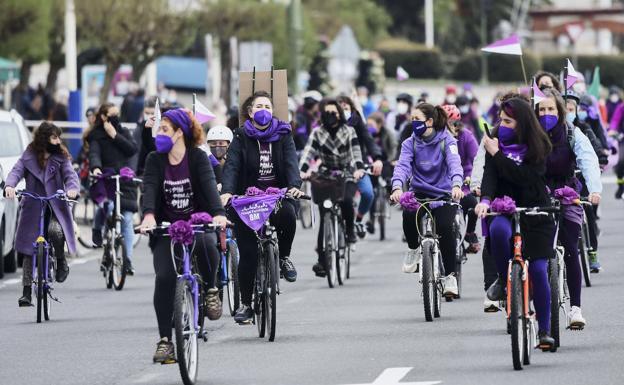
[[152, 98, 161, 138]]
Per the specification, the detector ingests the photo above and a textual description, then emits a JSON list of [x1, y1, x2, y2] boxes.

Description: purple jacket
[[609, 103, 624, 133], [5, 149, 80, 256], [392, 129, 463, 198], [456, 128, 478, 179]]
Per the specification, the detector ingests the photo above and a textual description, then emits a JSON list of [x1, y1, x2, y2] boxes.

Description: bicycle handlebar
[[134, 222, 231, 235], [15, 190, 78, 204]]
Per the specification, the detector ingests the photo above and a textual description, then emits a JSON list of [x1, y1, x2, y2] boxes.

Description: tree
[[76, 0, 195, 103], [0, 0, 51, 87], [45, 0, 65, 93]]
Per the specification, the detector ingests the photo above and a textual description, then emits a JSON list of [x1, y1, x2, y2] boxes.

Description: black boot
[[92, 229, 103, 248], [538, 331, 555, 351], [486, 276, 506, 301], [56, 257, 69, 282], [18, 286, 32, 307]]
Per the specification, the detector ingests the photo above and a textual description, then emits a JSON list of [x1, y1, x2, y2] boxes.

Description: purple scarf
[[244, 118, 291, 143], [499, 142, 528, 165]]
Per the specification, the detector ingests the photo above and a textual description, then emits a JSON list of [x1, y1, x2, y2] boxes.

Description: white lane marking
[[341, 367, 441, 385], [132, 372, 162, 384], [0, 278, 21, 289]]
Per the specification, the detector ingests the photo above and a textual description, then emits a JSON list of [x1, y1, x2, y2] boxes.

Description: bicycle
[[452, 205, 467, 300], [309, 171, 351, 288], [96, 172, 143, 290], [230, 188, 310, 341], [137, 221, 221, 385], [298, 180, 315, 229], [370, 174, 391, 241], [484, 202, 560, 370], [217, 227, 241, 317], [578, 199, 594, 286], [398, 194, 461, 321], [17, 190, 76, 323]]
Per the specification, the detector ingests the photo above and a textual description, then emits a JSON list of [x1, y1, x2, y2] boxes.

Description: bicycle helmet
[[207, 125, 233, 142], [441, 104, 461, 121]]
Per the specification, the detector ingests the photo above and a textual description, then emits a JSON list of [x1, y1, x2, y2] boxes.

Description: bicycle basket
[[309, 173, 346, 204]]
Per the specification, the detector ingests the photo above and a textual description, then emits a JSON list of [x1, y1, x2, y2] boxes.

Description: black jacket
[[142, 147, 225, 223], [576, 120, 608, 165], [137, 121, 156, 176], [349, 112, 382, 162], [87, 123, 139, 212], [481, 151, 555, 259], [222, 128, 302, 195]]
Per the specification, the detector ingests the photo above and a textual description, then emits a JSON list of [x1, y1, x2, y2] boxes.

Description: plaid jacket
[[299, 124, 364, 178]]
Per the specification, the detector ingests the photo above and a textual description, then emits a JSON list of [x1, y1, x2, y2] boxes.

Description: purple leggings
[[489, 216, 551, 333]]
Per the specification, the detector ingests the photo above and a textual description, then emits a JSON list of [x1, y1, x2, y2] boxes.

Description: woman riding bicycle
[[474, 96, 556, 350], [4, 122, 79, 307], [86, 103, 138, 274], [138, 108, 227, 363], [390, 103, 464, 297], [220, 91, 304, 324], [300, 98, 365, 277], [535, 88, 602, 330]]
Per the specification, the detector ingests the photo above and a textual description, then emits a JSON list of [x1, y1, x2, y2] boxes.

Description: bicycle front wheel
[[265, 243, 278, 342], [549, 257, 560, 351], [226, 242, 240, 317], [337, 223, 347, 286], [111, 236, 127, 291], [421, 244, 434, 322], [579, 224, 592, 287], [378, 196, 388, 241], [36, 244, 45, 323], [510, 263, 525, 370], [323, 212, 337, 288], [174, 279, 199, 385]]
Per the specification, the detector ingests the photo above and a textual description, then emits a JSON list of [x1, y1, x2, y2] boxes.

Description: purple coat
[[392, 129, 463, 198], [456, 128, 479, 179], [5, 149, 80, 256]]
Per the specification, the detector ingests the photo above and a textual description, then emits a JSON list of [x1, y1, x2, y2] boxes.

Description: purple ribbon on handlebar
[[490, 196, 517, 214], [189, 212, 213, 225], [168, 220, 195, 245], [553, 186, 579, 205]]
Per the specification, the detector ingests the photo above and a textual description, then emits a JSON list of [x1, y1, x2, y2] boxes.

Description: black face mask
[[321, 111, 339, 128], [210, 145, 228, 160], [107, 115, 120, 128], [46, 143, 61, 154]]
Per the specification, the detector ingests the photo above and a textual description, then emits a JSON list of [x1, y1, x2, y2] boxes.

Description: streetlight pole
[[425, 0, 434, 48], [64, 0, 77, 91], [480, 0, 489, 84], [288, 0, 302, 94]]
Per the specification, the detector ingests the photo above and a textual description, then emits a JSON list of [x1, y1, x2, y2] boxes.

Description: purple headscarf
[[244, 118, 291, 143], [163, 109, 192, 137]]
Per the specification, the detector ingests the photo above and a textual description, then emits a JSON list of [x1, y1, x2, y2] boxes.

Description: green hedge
[[451, 51, 540, 82], [376, 39, 444, 79], [542, 55, 624, 87]]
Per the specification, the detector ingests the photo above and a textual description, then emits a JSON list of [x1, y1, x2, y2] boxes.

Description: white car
[[0, 109, 31, 278]]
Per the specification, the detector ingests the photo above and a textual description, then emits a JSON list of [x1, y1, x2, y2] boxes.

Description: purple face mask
[[539, 114, 558, 132], [367, 125, 377, 135], [155, 134, 174, 153], [498, 125, 516, 145], [253, 110, 273, 126]]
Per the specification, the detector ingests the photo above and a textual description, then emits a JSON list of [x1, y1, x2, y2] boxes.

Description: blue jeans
[[356, 174, 374, 217], [93, 202, 135, 260]]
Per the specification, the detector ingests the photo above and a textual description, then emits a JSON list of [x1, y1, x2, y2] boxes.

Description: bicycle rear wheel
[[226, 242, 240, 317], [255, 255, 266, 338], [378, 194, 388, 241], [454, 248, 464, 300], [579, 224, 592, 287], [510, 263, 525, 370], [111, 236, 127, 291], [337, 223, 347, 286], [421, 243, 434, 322], [323, 213, 337, 288], [174, 279, 199, 385], [43, 248, 55, 321], [265, 244, 278, 341], [36, 244, 45, 323], [549, 257, 560, 351], [345, 241, 351, 279]]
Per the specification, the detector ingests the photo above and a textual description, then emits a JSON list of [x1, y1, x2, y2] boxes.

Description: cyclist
[[86, 103, 138, 274], [294, 91, 322, 152], [536, 88, 602, 329], [442, 104, 480, 254], [475, 96, 556, 349], [337, 95, 383, 238], [138, 108, 227, 363], [299, 98, 365, 277], [389, 103, 464, 297], [220, 91, 304, 324], [136, 96, 159, 176], [206, 125, 233, 168], [535, 71, 563, 92], [4, 122, 79, 306]]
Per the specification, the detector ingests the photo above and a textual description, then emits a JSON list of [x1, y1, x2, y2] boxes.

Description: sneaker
[[483, 295, 500, 313], [233, 304, 254, 324], [365, 221, 375, 234], [153, 338, 175, 363], [346, 231, 358, 244], [538, 331, 555, 351], [355, 221, 366, 239], [486, 277, 506, 301], [56, 258, 70, 283], [615, 183, 624, 199], [588, 251, 601, 273], [464, 232, 481, 254], [443, 274, 458, 297], [92, 229, 103, 248], [402, 248, 421, 273], [205, 288, 223, 320], [18, 286, 32, 307], [280, 257, 297, 282], [312, 262, 326, 277], [569, 306, 586, 329], [124, 259, 135, 276]]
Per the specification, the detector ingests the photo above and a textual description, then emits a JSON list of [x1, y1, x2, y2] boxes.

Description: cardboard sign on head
[[239, 68, 288, 122]]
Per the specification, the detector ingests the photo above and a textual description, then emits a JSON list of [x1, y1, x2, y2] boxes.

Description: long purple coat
[[5, 149, 80, 256]]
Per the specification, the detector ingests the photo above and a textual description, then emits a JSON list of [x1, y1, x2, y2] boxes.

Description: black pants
[[316, 182, 357, 259], [460, 194, 478, 234], [583, 204, 599, 251], [481, 238, 497, 291], [152, 233, 219, 339], [231, 199, 297, 306], [402, 204, 457, 275], [615, 140, 624, 179]]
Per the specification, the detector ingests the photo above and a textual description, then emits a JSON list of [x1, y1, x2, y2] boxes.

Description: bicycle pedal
[[161, 358, 177, 365]]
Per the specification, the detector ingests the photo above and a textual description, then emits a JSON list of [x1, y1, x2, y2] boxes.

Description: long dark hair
[[414, 103, 448, 132], [318, 98, 347, 127], [241, 90, 272, 124], [28, 122, 71, 168], [535, 88, 566, 126], [500, 97, 552, 165], [535, 71, 562, 92], [336, 95, 361, 122]]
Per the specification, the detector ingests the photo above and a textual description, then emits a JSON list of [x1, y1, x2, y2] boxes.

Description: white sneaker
[[443, 274, 458, 297], [569, 306, 586, 329], [483, 295, 500, 313], [402, 249, 421, 273]]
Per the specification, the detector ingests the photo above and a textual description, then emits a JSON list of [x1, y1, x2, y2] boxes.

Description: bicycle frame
[[218, 228, 236, 287], [505, 211, 530, 319]]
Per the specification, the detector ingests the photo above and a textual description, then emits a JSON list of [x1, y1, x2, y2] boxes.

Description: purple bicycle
[[17, 189, 76, 323]]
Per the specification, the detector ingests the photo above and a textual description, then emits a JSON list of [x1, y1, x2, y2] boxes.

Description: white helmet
[[207, 125, 233, 142]]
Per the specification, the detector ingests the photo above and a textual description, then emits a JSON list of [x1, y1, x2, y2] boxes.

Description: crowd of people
[[4, 66, 621, 362]]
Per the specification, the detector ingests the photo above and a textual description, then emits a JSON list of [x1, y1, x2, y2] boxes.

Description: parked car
[[0, 109, 31, 278]]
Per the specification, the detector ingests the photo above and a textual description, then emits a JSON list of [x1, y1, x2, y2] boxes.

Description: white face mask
[[446, 95, 456, 104], [344, 111, 352, 121], [397, 102, 408, 115], [459, 105, 470, 114], [610, 94, 620, 103]]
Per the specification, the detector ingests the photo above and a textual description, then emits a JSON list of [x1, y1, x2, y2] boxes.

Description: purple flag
[[231, 189, 286, 231]]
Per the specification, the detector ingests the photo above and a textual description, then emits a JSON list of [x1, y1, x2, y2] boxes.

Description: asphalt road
[[1, 182, 623, 385]]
